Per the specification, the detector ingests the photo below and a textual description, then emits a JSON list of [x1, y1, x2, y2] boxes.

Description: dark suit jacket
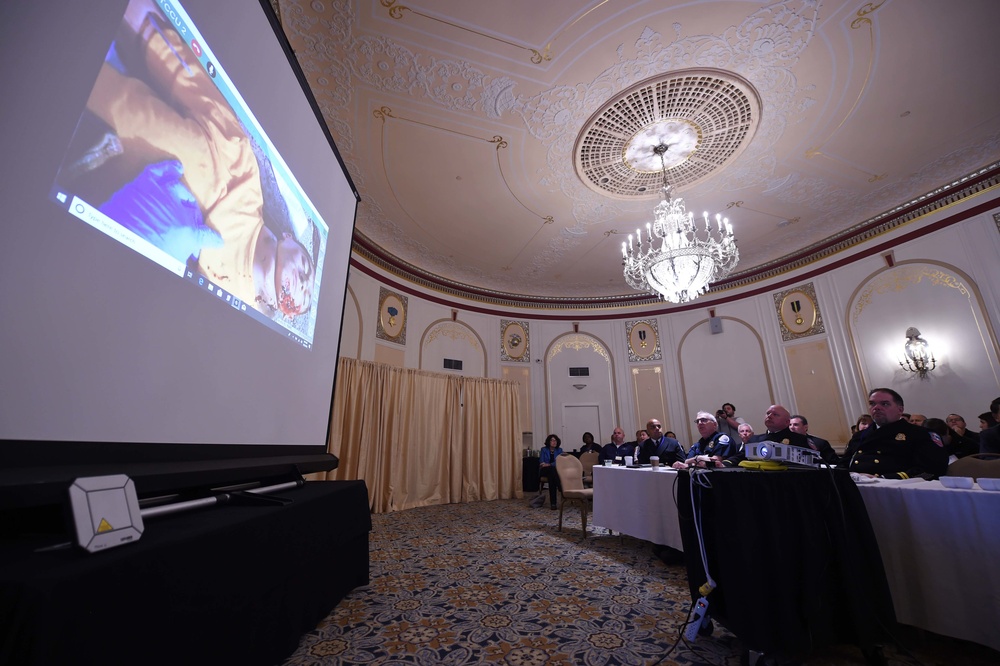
[[599, 443, 619, 464], [806, 435, 840, 465], [637, 436, 684, 465], [980, 424, 1000, 454]]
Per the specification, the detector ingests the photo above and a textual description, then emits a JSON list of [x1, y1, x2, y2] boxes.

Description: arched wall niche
[[676, 316, 772, 442], [419, 319, 487, 377], [846, 260, 1000, 422], [544, 332, 619, 450], [339, 284, 362, 359]]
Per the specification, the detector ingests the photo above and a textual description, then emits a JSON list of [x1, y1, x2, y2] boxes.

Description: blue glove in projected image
[[100, 160, 223, 262]]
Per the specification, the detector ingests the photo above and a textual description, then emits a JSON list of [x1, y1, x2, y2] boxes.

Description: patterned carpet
[[281, 499, 998, 665]]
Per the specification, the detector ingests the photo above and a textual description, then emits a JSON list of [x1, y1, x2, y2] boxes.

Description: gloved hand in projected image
[[100, 159, 223, 262]]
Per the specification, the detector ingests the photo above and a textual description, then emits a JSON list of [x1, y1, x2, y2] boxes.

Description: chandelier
[[621, 144, 739, 303], [899, 326, 936, 378]]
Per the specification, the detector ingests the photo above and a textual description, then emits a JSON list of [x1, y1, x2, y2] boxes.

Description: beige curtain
[[325, 357, 522, 513]]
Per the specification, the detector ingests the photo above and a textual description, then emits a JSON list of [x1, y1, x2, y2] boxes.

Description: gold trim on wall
[[547, 333, 611, 363], [376, 287, 408, 344], [419, 318, 488, 375], [500, 320, 530, 362], [774, 283, 825, 340], [851, 265, 969, 324], [626, 319, 662, 362], [630, 366, 666, 434]]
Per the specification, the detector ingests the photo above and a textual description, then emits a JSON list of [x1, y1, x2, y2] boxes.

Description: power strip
[[684, 597, 709, 642]]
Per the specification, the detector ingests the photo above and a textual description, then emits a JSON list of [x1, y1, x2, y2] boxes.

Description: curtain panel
[[325, 357, 523, 513]]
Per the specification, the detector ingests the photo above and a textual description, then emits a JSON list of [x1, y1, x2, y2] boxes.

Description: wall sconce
[[899, 327, 936, 378], [572, 384, 587, 390]]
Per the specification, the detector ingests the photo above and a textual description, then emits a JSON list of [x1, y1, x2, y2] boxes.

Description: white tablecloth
[[591, 465, 683, 550], [857, 478, 1000, 651]]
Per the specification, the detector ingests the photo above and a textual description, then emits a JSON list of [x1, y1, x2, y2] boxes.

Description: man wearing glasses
[[672, 412, 736, 469], [636, 418, 685, 466]]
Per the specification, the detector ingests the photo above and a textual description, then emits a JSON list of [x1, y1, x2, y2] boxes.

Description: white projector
[[745, 440, 820, 467]]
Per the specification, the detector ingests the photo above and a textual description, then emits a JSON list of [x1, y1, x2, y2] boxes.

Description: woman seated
[[539, 434, 563, 510]]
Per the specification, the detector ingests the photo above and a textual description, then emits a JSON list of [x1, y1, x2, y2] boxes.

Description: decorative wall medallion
[[774, 283, 824, 341], [626, 319, 662, 362], [501, 320, 529, 362], [376, 287, 407, 344]]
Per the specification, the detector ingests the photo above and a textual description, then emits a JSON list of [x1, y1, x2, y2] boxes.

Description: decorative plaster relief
[[547, 334, 610, 363]]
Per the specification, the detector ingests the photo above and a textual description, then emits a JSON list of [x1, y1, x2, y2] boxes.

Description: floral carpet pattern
[[282, 499, 997, 666]]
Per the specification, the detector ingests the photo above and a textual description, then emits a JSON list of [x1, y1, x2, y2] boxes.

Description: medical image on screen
[[50, 0, 328, 348]]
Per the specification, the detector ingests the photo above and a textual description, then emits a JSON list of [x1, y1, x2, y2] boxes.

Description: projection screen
[[0, 0, 359, 505]]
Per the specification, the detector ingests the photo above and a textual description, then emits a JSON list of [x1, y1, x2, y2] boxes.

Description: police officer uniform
[[722, 427, 808, 466], [687, 431, 736, 459], [841, 417, 948, 479]]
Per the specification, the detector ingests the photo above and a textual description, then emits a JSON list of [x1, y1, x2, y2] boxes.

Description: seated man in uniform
[[839, 388, 949, 479], [718, 404, 808, 467], [672, 411, 736, 469]]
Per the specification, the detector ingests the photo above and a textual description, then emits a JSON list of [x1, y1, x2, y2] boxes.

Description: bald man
[[637, 418, 685, 466], [720, 404, 809, 467]]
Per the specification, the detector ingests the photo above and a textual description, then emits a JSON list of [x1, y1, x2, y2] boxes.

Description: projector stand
[[220, 489, 294, 506], [140, 478, 304, 520]]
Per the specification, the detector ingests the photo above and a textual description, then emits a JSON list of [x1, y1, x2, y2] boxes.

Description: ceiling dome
[[574, 69, 761, 200]]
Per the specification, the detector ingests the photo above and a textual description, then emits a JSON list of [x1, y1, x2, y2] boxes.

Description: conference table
[[591, 464, 684, 551], [856, 477, 1000, 652]]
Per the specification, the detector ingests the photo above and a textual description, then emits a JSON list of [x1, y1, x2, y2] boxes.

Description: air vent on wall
[[569, 367, 590, 377], [443, 358, 463, 371]]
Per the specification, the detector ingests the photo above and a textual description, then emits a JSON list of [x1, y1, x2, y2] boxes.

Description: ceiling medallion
[[575, 69, 761, 200]]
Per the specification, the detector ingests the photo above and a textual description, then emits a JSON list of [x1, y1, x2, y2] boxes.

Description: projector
[[745, 440, 819, 467]]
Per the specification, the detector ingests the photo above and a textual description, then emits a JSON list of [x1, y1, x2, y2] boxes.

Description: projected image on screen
[[49, 0, 328, 348]]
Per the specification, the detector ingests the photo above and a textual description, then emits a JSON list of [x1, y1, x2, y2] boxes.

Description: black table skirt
[[677, 468, 895, 656], [1, 480, 371, 666], [522, 457, 540, 492]]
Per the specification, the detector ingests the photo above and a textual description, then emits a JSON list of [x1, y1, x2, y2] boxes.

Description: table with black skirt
[[0, 480, 371, 666], [676, 468, 895, 659]]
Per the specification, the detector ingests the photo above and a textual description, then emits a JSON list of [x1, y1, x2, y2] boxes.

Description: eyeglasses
[[649, 423, 662, 429], [695, 418, 712, 424]]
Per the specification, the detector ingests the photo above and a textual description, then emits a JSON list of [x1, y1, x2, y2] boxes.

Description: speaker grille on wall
[[709, 317, 724, 334]]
